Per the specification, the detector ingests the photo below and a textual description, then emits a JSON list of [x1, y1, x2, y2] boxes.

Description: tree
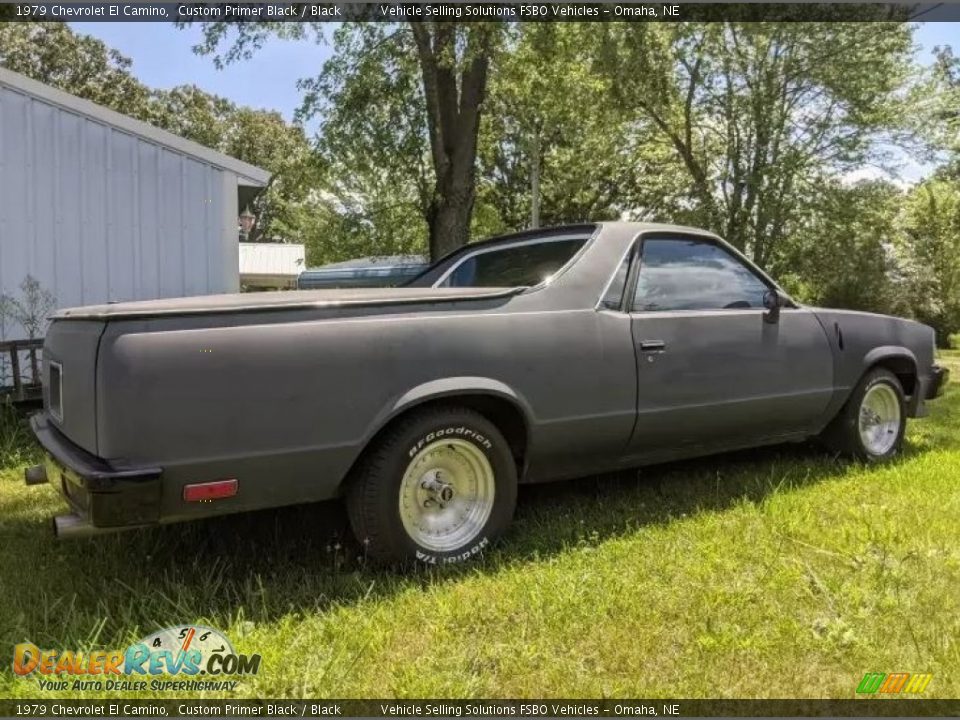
[[300, 23, 432, 260], [408, 22, 499, 258], [476, 24, 640, 234], [191, 21, 503, 260], [925, 46, 960, 179], [596, 22, 913, 267], [149, 84, 239, 149], [900, 179, 960, 347], [0, 275, 57, 340], [774, 180, 904, 314], [0, 23, 152, 114]]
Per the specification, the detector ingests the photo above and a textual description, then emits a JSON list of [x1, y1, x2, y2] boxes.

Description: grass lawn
[[1, 350, 958, 700]]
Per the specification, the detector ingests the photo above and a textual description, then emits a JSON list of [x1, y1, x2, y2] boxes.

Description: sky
[[71, 22, 334, 124], [70, 21, 959, 180]]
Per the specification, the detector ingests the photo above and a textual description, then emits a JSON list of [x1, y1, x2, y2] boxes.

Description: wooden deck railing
[[0, 338, 44, 403]]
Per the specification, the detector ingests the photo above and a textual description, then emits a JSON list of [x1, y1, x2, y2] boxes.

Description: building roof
[[0, 66, 271, 187]]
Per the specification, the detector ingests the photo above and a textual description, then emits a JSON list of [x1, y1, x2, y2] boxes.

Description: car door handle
[[640, 340, 666, 353]]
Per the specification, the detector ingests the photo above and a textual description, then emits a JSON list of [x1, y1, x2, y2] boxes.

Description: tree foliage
[[0, 275, 56, 340], [191, 20, 504, 260], [925, 46, 960, 179], [775, 180, 904, 313], [0, 23, 152, 113], [300, 23, 431, 260], [900, 178, 960, 346], [596, 22, 913, 265], [476, 24, 639, 233]]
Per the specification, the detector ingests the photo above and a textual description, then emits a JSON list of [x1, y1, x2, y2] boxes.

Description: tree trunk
[[410, 22, 491, 261], [429, 185, 475, 260]]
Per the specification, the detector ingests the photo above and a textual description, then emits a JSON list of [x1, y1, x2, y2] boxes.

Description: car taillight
[[183, 479, 238, 502], [49, 361, 63, 422]]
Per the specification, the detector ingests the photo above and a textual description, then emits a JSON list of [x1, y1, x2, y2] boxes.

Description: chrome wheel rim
[[399, 439, 495, 552], [859, 384, 901, 456]]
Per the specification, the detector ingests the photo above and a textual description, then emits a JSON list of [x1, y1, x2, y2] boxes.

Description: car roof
[[434, 221, 719, 261]]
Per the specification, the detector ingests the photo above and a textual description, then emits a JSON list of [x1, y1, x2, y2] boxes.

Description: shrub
[[0, 398, 36, 468]]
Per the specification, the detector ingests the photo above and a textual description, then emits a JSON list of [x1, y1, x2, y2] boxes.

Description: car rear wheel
[[346, 406, 518, 565], [821, 368, 906, 462]]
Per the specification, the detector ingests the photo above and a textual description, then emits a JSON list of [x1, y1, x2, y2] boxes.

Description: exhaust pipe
[[24, 464, 48, 486], [52, 514, 142, 539], [52, 514, 105, 539]]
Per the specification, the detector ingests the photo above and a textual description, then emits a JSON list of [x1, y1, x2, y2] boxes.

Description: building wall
[[0, 82, 240, 341]]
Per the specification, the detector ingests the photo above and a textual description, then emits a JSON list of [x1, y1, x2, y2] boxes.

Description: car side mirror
[[763, 289, 786, 324]]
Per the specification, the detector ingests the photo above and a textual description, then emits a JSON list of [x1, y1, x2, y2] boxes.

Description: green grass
[[0, 400, 40, 470], [1, 353, 958, 700]]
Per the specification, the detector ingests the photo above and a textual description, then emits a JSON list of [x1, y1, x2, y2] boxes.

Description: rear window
[[439, 238, 587, 288]]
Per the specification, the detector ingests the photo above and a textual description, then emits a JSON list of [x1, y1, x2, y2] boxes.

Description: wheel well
[[870, 356, 917, 397], [363, 394, 529, 475]]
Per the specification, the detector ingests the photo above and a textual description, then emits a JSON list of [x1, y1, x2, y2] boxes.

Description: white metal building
[[0, 67, 271, 342]]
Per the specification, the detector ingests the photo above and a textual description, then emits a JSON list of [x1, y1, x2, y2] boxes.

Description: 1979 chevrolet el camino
[[25, 222, 949, 564]]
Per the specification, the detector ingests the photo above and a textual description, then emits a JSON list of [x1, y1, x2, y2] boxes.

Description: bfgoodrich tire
[[821, 368, 907, 462], [346, 406, 518, 565]]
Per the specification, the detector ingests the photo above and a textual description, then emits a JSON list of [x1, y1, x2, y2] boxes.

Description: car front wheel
[[346, 406, 518, 566], [822, 368, 906, 462]]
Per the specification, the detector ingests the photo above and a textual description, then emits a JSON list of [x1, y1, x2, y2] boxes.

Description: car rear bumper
[[926, 365, 950, 400], [26, 413, 162, 538]]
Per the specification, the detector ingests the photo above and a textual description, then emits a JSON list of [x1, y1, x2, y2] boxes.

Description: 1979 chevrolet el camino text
[[25, 223, 949, 564]]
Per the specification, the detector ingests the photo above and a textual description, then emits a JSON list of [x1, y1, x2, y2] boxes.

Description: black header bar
[[3, 698, 960, 717], [1, 2, 960, 22]]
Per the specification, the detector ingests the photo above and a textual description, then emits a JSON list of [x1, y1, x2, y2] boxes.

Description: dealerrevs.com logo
[[13, 625, 261, 692]]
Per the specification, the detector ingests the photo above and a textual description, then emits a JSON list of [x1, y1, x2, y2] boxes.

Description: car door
[[621, 235, 834, 457]]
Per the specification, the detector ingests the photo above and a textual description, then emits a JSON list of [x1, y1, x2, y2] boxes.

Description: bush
[[0, 399, 36, 468], [900, 179, 960, 348]]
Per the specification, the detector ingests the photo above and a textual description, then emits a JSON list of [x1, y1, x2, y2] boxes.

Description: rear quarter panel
[[95, 297, 637, 521]]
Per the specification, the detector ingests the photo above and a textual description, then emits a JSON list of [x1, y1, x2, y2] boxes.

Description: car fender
[[862, 345, 917, 375], [358, 376, 536, 456], [859, 345, 921, 415]]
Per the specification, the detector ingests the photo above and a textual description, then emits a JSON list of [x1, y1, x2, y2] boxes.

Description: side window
[[599, 248, 633, 310], [440, 238, 586, 288], [632, 238, 770, 312]]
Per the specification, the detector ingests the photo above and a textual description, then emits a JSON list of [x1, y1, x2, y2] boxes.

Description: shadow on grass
[[0, 435, 874, 649]]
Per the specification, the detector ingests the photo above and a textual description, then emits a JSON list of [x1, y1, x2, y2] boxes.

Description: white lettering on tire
[[408, 426, 493, 457], [415, 536, 490, 565]]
